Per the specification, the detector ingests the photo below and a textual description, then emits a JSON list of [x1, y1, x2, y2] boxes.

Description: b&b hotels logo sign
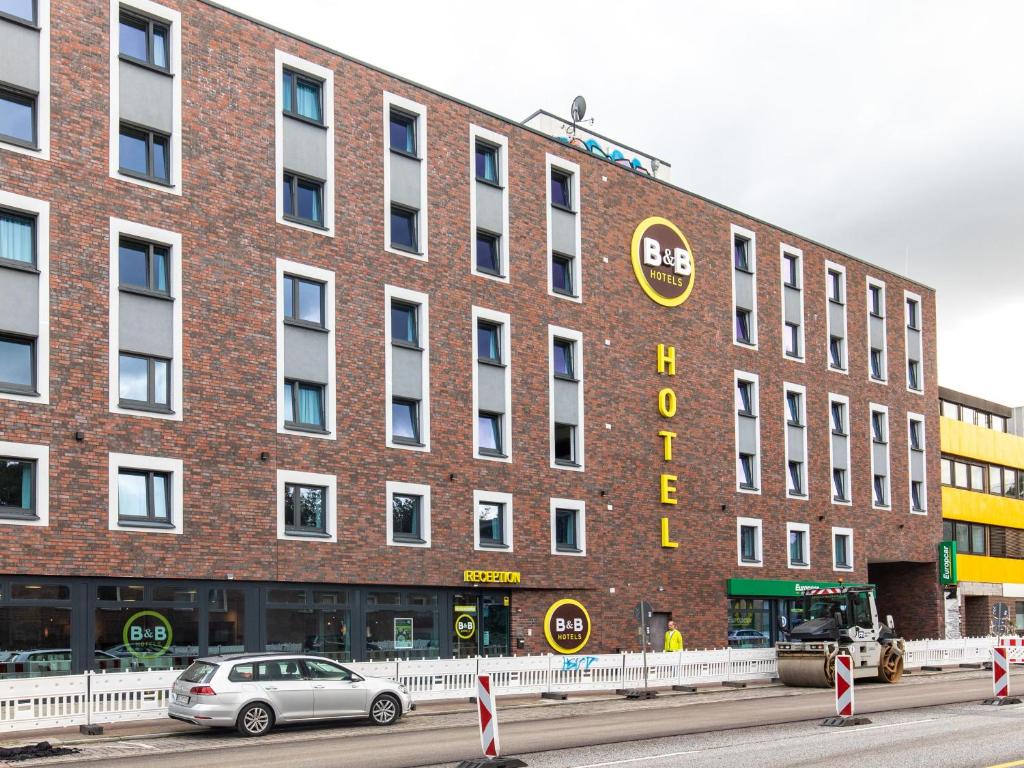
[[630, 217, 696, 307]]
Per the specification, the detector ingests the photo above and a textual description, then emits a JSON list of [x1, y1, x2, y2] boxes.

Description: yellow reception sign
[[463, 570, 521, 584], [631, 217, 696, 307]]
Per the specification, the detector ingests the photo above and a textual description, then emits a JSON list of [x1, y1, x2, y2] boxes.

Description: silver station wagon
[[168, 653, 415, 736]]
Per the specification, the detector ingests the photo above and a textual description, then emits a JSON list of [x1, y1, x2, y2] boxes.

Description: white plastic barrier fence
[[0, 636, 1006, 734]]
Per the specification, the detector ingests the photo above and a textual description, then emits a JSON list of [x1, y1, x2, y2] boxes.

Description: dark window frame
[[0, 456, 36, 520], [830, 401, 847, 436], [739, 524, 759, 563], [0, 207, 37, 270], [873, 473, 889, 507], [283, 273, 326, 330], [868, 284, 884, 317], [869, 348, 884, 380], [550, 169, 573, 211], [911, 480, 925, 512], [118, 237, 171, 297], [782, 252, 799, 288], [475, 229, 502, 276], [389, 203, 419, 253], [390, 493, 423, 543], [391, 397, 421, 446], [389, 108, 418, 158], [788, 528, 808, 566], [116, 468, 172, 527], [282, 171, 325, 228], [0, 85, 37, 149], [909, 420, 923, 452], [555, 507, 581, 553], [735, 308, 753, 345], [281, 68, 324, 126], [833, 468, 848, 502], [118, 122, 171, 185], [785, 391, 802, 426], [827, 269, 844, 304], [834, 533, 852, 569], [787, 460, 804, 496], [477, 411, 504, 457], [829, 335, 845, 370], [733, 236, 752, 272], [738, 452, 757, 490], [283, 378, 327, 433], [552, 338, 576, 381], [0, 331, 37, 396], [477, 500, 507, 548], [906, 298, 920, 330], [476, 321, 502, 364], [553, 422, 578, 466], [0, 0, 37, 26], [118, 351, 172, 413], [474, 140, 501, 186], [907, 359, 921, 390], [390, 300, 420, 348], [871, 411, 887, 444], [551, 251, 576, 297], [283, 482, 329, 537], [118, 10, 171, 72], [737, 380, 754, 416], [784, 321, 801, 358]]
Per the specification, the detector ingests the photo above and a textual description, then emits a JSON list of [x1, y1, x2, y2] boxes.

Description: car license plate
[[175, 694, 190, 705]]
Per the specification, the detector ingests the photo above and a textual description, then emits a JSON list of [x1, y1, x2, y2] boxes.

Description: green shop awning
[[727, 578, 871, 599]]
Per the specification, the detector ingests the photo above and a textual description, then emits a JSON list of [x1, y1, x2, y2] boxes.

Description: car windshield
[[179, 661, 217, 684], [802, 597, 848, 622]]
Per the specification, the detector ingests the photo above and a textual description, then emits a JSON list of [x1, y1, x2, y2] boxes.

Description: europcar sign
[[631, 217, 696, 307]]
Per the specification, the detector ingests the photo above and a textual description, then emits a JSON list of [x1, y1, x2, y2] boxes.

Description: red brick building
[[0, 0, 942, 674]]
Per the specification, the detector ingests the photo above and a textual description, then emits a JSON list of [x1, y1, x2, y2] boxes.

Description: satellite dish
[[571, 95, 587, 124]]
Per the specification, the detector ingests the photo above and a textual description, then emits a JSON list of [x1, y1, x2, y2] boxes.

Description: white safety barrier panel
[[0, 636, 1012, 734]]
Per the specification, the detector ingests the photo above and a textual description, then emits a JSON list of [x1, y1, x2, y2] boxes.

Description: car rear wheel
[[369, 694, 401, 726], [236, 702, 274, 737]]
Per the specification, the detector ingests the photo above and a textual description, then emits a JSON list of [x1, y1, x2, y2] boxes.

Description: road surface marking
[[570, 749, 703, 767], [826, 717, 936, 733], [985, 761, 1024, 768]]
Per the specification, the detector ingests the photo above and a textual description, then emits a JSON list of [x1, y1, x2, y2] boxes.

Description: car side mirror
[[350, 674, 364, 683], [886, 615, 895, 630]]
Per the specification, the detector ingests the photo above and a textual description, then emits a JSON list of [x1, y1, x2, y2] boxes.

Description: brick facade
[[0, 0, 942, 655]]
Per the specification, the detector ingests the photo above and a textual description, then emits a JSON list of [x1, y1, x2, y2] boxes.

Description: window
[[284, 483, 327, 536], [953, 460, 969, 489], [787, 523, 809, 567], [390, 205, 418, 252], [282, 173, 323, 227], [833, 468, 847, 502], [871, 411, 886, 443], [828, 269, 843, 303], [941, 457, 952, 485], [1005, 469, 1019, 498], [283, 275, 325, 327], [911, 481, 924, 512], [738, 453, 756, 489], [784, 322, 800, 358], [906, 297, 919, 329], [869, 284, 883, 316], [118, 353, 169, 411], [283, 379, 325, 431], [0, 209, 34, 267], [118, 238, 168, 294], [831, 401, 846, 434], [829, 335, 845, 370], [0, 0, 34, 22], [992, 415, 1007, 432], [971, 463, 985, 491], [734, 237, 750, 271], [735, 370, 760, 492], [788, 461, 804, 495], [282, 69, 322, 123], [873, 474, 888, 506], [475, 141, 498, 184], [391, 494, 422, 542], [0, 88, 35, 148], [478, 412, 503, 456], [391, 398, 420, 445], [786, 391, 801, 425], [909, 420, 923, 451], [389, 109, 416, 155], [953, 521, 985, 555], [390, 301, 418, 346], [477, 501, 507, 548], [477, 321, 500, 363], [739, 522, 761, 564], [119, 11, 169, 70], [550, 169, 571, 209], [117, 469, 171, 526], [735, 309, 753, 344], [552, 253, 574, 296], [118, 124, 170, 184], [553, 339, 575, 379], [783, 253, 798, 287], [941, 400, 959, 419], [554, 423, 576, 465], [907, 359, 921, 390], [0, 457, 34, 519], [475, 231, 501, 275], [870, 348, 884, 380], [0, 334, 34, 394], [737, 380, 753, 415], [990, 465, 1004, 496], [833, 528, 853, 570], [551, 498, 586, 556]]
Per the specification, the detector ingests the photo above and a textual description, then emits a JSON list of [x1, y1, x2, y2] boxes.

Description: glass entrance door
[[451, 593, 510, 657], [452, 594, 479, 658], [480, 595, 509, 656]]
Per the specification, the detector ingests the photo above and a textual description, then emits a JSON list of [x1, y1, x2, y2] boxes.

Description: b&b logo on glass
[[630, 217, 696, 307]]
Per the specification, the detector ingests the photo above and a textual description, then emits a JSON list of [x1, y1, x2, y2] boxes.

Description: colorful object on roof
[[554, 134, 651, 175]]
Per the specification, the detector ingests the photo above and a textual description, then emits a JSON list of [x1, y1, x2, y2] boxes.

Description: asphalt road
[[10, 670, 1024, 768]]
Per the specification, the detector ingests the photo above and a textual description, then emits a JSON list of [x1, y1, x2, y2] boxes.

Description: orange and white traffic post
[[455, 675, 527, 768], [983, 646, 1021, 705], [822, 653, 870, 726]]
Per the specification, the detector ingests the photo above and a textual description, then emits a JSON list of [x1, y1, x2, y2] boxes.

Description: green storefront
[[726, 579, 871, 648]]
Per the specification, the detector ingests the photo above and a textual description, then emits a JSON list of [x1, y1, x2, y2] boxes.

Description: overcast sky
[[220, 0, 1024, 406]]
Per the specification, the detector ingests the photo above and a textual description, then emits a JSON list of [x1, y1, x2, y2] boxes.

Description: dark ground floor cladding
[[0, 565, 943, 678]]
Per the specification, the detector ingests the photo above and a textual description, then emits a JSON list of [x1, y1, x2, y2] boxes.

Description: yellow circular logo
[[631, 217, 696, 307], [543, 599, 592, 654], [455, 613, 476, 640]]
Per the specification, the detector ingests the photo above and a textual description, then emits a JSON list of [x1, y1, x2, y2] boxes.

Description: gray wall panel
[[390, 153, 421, 209], [738, 415, 757, 455], [120, 293, 173, 358], [0, 269, 38, 336], [831, 434, 848, 470], [828, 302, 846, 337], [734, 271, 754, 311], [870, 315, 885, 348], [551, 207, 577, 255], [476, 183, 503, 234], [119, 62, 173, 133], [911, 449, 925, 480], [478, 363, 506, 413], [392, 345, 423, 400], [283, 325, 328, 384], [907, 328, 922, 361], [283, 117, 328, 180], [872, 443, 889, 473], [787, 425, 805, 462], [784, 286, 802, 324], [0, 19, 39, 92], [554, 378, 579, 425]]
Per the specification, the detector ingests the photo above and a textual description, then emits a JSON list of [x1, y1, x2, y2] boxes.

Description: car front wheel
[[369, 694, 401, 726], [237, 702, 274, 737]]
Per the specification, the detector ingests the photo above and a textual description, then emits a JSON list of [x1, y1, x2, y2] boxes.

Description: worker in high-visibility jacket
[[664, 620, 684, 651]]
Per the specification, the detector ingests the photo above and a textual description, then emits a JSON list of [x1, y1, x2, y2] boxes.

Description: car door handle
[[264, 686, 278, 691]]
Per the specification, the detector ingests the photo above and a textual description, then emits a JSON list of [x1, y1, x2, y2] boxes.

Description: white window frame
[[383, 91, 428, 260], [274, 50, 335, 237], [108, 452, 183, 534], [908, 411, 928, 515], [384, 284, 430, 452], [904, 290, 924, 394], [783, 382, 808, 500], [108, 218, 182, 420], [832, 526, 854, 571], [469, 124, 509, 283], [824, 260, 847, 374], [731, 224, 757, 349], [385, 480, 431, 548], [0, 0, 49, 159], [865, 276, 887, 384], [0, 190, 49, 404], [736, 516, 763, 567], [471, 305, 511, 463], [734, 369, 761, 494], [550, 497, 587, 557], [276, 469, 337, 543], [786, 521, 811, 570], [108, 0, 182, 194], [779, 244, 804, 363], [275, 258, 336, 439], [0, 440, 49, 527], [548, 324, 584, 471], [869, 402, 890, 510], [829, 393, 852, 506], [473, 489, 513, 553], [545, 153, 582, 303]]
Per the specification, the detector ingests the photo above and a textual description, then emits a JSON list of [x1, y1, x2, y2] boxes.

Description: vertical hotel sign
[[630, 217, 696, 548]]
